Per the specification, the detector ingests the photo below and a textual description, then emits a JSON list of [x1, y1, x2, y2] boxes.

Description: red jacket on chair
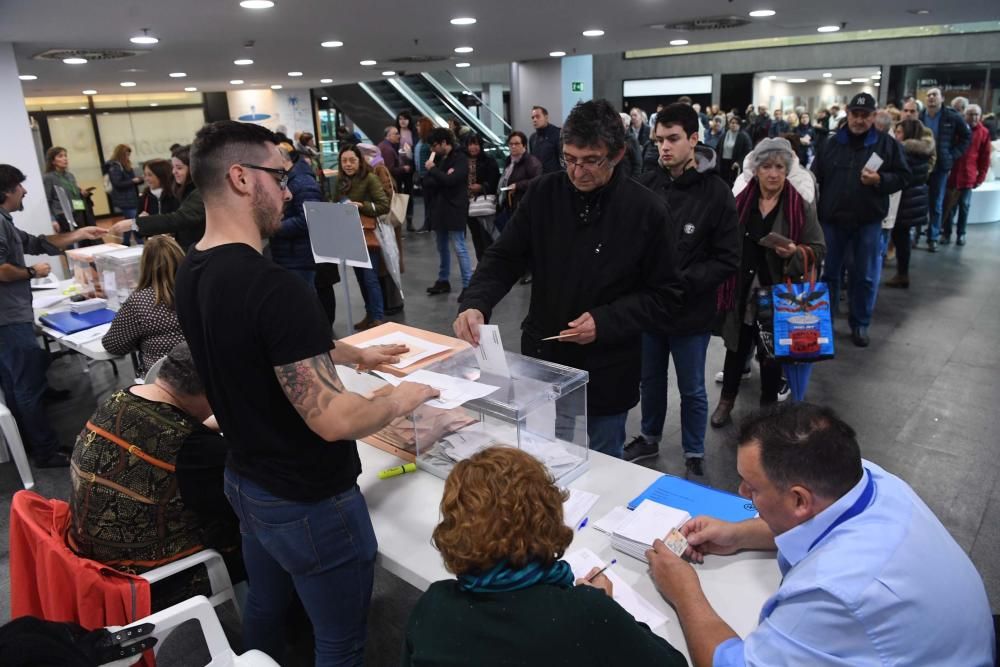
[[948, 123, 991, 190], [9, 490, 152, 632]]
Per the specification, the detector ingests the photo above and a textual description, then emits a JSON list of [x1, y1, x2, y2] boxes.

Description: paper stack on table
[[612, 500, 690, 563], [359, 331, 452, 369], [562, 488, 599, 530], [563, 547, 668, 630], [373, 369, 499, 409]]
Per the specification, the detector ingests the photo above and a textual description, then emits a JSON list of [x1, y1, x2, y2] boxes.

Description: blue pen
[[586, 559, 617, 582], [578, 517, 589, 531]]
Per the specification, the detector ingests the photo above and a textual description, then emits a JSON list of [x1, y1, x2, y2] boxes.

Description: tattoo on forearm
[[275, 352, 345, 420]]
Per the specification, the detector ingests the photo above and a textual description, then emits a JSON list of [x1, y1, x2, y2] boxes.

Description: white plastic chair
[[142, 549, 242, 622], [0, 388, 35, 490], [108, 595, 277, 667]]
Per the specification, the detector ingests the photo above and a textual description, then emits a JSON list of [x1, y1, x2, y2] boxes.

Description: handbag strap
[[784, 245, 816, 291]]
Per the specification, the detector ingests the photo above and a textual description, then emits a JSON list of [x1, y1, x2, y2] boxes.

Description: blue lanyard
[[808, 469, 875, 553]]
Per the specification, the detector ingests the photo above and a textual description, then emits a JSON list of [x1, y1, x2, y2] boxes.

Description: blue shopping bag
[[757, 247, 835, 364]]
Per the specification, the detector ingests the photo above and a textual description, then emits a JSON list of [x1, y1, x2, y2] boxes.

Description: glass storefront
[[887, 62, 997, 113]]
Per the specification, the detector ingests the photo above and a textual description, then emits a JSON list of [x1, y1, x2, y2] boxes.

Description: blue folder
[[39, 308, 116, 335], [628, 475, 758, 523]]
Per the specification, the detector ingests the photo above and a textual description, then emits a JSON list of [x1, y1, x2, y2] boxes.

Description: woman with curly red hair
[[402, 447, 685, 666]]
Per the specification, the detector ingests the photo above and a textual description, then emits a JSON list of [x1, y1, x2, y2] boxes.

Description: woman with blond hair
[[403, 447, 686, 666], [105, 144, 143, 244], [102, 235, 187, 375]]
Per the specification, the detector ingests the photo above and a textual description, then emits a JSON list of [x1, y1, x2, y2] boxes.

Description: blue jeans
[[119, 207, 139, 245], [587, 412, 628, 458], [822, 222, 883, 330], [223, 469, 377, 667], [353, 251, 384, 321], [926, 168, 949, 242], [435, 230, 472, 287], [0, 323, 59, 460], [639, 332, 710, 458], [944, 188, 973, 238]]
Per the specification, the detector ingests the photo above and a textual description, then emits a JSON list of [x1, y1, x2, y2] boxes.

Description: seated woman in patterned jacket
[[68, 342, 242, 609]]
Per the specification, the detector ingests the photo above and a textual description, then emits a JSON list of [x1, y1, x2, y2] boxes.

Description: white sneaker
[[714, 368, 752, 384]]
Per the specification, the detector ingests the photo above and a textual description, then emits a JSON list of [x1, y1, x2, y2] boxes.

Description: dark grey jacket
[[105, 161, 140, 212]]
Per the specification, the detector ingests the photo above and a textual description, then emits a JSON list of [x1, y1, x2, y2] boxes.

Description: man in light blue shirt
[[645, 402, 995, 667]]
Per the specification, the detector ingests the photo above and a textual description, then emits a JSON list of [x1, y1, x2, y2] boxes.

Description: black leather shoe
[[35, 451, 71, 468], [939, 234, 951, 245], [851, 327, 870, 347], [956, 234, 966, 246], [426, 281, 451, 295], [927, 240, 937, 253], [685, 457, 705, 477]]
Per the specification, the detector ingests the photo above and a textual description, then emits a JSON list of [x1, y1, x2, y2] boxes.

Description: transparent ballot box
[[64, 243, 126, 297], [94, 246, 144, 309], [408, 348, 590, 484]]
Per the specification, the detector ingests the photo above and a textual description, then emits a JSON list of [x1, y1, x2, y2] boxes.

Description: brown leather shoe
[[710, 398, 735, 428], [354, 316, 371, 331], [367, 319, 386, 329], [885, 274, 909, 289]]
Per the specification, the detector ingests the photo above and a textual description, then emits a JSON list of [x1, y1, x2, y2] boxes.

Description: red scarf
[[717, 180, 807, 312]]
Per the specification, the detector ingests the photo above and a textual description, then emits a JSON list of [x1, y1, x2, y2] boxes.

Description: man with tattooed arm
[[175, 120, 438, 667]]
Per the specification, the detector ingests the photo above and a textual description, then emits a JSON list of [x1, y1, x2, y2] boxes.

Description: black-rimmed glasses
[[240, 163, 289, 190]]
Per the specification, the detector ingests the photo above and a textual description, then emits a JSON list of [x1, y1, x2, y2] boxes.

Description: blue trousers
[[0, 323, 59, 461], [587, 412, 628, 459], [353, 251, 384, 321], [224, 469, 377, 667], [435, 230, 472, 287], [639, 332, 710, 458], [822, 222, 883, 330], [926, 168, 949, 242], [944, 188, 973, 238]]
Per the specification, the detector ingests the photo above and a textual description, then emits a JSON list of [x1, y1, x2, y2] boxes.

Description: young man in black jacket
[[454, 99, 678, 459], [423, 128, 472, 295], [626, 104, 740, 476], [811, 93, 910, 347]]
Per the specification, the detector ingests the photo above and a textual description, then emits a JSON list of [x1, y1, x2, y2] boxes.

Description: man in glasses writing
[[454, 99, 679, 458]]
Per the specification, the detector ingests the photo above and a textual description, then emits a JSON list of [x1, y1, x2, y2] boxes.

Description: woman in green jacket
[[338, 144, 389, 330]]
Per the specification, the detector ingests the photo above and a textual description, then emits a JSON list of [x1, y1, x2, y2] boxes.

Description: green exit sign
[[571, 81, 584, 93]]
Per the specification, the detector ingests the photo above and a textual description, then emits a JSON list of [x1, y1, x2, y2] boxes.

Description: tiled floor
[[1, 209, 997, 665]]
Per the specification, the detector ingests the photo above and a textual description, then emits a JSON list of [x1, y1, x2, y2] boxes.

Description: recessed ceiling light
[[454, 46, 474, 53], [549, 51, 566, 57], [835, 80, 852, 85], [455, 62, 471, 68], [669, 39, 689, 46], [149, 103, 159, 107], [871, 75, 881, 80], [234, 59, 254, 65], [240, 0, 274, 8], [908, 8, 930, 15], [287, 71, 302, 77], [129, 30, 159, 45], [822, 72, 833, 77], [382, 70, 396, 76], [120, 81, 136, 87], [184, 86, 197, 92], [63, 57, 87, 65], [321, 40, 343, 48], [851, 77, 869, 83], [169, 72, 186, 78], [18, 75, 37, 81], [748, 9, 776, 17], [360, 59, 377, 66], [582, 29, 605, 37], [450, 17, 476, 25], [271, 84, 283, 89], [787, 78, 808, 83], [320, 78, 333, 83], [817, 25, 841, 33], [82, 89, 97, 95], [874, 82, 880, 86], [79, 106, 87, 110], [768, 75, 776, 80], [321, 96, 329, 100], [230, 79, 244, 85]]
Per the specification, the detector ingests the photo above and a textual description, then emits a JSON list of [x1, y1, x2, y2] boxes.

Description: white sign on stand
[[304, 201, 373, 333]]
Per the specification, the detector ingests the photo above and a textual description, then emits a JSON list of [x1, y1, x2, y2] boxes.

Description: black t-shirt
[[175, 243, 361, 501]]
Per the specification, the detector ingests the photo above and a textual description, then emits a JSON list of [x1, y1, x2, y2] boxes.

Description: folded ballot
[[611, 499, 691, 563]]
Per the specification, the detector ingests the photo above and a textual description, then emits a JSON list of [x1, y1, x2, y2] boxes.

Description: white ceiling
[[4, 0, 999, 97]]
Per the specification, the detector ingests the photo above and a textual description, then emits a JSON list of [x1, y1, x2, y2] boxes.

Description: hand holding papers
[[612, 500, 691, 563], [474, 324, 510, 377], [359, 331, 451, 369], [373, 369, 499, 410]]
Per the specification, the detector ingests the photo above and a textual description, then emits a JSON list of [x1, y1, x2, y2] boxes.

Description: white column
[[0, 42, 61, 274]]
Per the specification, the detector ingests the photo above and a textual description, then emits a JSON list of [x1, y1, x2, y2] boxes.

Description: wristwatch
[[26, 266, 36, 279]]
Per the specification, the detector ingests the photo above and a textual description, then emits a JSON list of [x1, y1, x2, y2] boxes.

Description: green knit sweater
[[402, 579, 687, 666]]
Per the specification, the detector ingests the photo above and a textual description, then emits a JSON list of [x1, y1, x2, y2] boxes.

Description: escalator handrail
[[417, 73, 506, 146], [434, 70, 512, 133]]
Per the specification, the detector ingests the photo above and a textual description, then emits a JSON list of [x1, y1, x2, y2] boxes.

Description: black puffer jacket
[[895, 133, 936, 229]]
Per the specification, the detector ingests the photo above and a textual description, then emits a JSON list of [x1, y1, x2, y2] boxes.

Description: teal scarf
[[458, 559, 574, 593]]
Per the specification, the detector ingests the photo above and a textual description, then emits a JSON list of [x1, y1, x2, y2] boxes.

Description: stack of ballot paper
[[563, 548, 668, 630], [611, 499, 690, 563]]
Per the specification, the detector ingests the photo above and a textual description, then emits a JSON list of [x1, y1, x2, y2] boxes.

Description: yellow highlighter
[[378, 462, 417, 479]]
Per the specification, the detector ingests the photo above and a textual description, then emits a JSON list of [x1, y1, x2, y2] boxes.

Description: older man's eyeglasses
[[240, 163, 289, 190], [562, 154, 609, 171]]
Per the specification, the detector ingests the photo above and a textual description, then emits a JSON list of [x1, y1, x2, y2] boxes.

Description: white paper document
[[593, 506, 632, 534], [30, 275, 61, 290], [563, 488, 599, 530], [563, 548, 669, 630], [63, 323, 112, 345], [32, 293, 69, 310], [373, 369, 499, 409], [863, 152, 884, 172], [358, 331, 451, 369], [612, 500, 691, 563], [474, 324, 511, 377]]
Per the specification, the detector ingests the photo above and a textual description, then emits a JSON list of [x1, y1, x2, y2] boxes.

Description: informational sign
[[571, 81, 584, 93], [303, 201, 372, 268]]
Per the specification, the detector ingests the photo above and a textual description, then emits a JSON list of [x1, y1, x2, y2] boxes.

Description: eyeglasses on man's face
[[562, 153, 609, 171], [240, 163, 289, 190]]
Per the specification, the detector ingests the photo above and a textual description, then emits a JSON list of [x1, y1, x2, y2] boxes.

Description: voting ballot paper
[[475, 324, 511, 377]]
